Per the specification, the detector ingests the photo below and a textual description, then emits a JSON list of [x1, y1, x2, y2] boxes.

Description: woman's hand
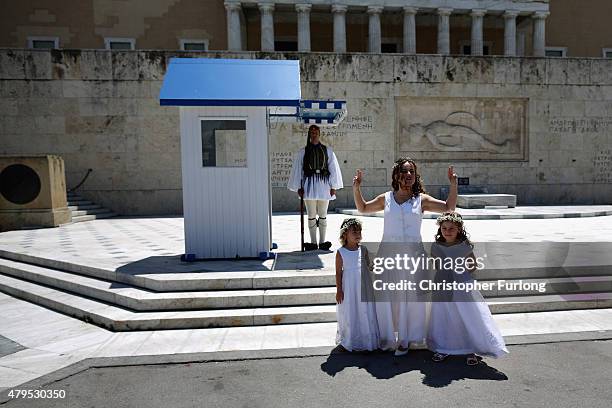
[[336, 289, 344, 304], [353, 169, 363, 187], [448, 166, 458, 185]]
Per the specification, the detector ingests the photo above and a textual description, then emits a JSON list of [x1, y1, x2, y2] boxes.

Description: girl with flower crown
[[428, 212, 508, 365], [335, 218, 380, 352]]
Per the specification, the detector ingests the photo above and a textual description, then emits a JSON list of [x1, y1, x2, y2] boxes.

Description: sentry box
[[160, 58, 346, 260]]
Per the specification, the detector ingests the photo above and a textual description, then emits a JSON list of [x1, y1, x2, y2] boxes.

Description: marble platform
[[457, 194, 517, 209]]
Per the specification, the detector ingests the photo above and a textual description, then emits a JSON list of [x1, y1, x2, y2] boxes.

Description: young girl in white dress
[[335, 218, 380, 352], [427, 212, 508, 365]]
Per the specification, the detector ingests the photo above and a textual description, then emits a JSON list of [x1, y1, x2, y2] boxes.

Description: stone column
[[437, 8, 452, 55], [296, 4, 312, 52], [503, 10, 519, 56], [332, 4, 347, 53], [258, 2, 275, 51], [517, 31, 526, 56], [367, 6, 383, 53], [224, 1, 242, 51], [532, 11, 549, 57], [470, 9, 486, 56], [403, 7, 417, 54]]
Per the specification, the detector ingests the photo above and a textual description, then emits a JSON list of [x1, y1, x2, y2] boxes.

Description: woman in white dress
[[352, 157, 458, 354], [288, 125, 343, 250]]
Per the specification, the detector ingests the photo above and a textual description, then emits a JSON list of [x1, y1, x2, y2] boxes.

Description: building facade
[[1, 1, 612, 57], [1, 1, 611, 215]]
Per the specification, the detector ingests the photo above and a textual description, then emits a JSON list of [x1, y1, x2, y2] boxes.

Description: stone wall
[[1, 49, 611, 214]]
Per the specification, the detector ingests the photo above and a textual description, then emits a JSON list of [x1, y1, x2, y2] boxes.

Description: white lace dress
[[336, 246, 380, 351], [427, 241, 509, 358], [374, 192, 429, 350]]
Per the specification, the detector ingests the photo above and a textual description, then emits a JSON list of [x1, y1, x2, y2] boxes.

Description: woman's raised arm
[[352, 169, 385, 213], [422, 166, 458, 213]]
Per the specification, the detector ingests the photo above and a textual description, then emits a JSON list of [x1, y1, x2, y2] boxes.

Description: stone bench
[[456, 194, 517, 209], [439, 186, 517, 209]]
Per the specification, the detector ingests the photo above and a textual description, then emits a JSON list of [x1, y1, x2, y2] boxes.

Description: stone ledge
[[2, 273, 612, 331], [457, 193, 517, 209], [1, 50, 609, 86]]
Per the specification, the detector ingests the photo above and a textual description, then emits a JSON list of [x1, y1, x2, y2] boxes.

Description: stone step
[[68, 204, 101, 211], [71, 208, 115, 217], [65, 193, 117, 221], [1, 273, 612, 331], [1, 257, 612, 312], [71, 215, 97, 223], [0, 250, 335, 291], [67, 200, 94, 206], [486, 293, 612, 313], [62, 212, 117, 225], [0, 274, 337, 331], [1, 250, 611, 294], [0, 259, 336, 310], [92, 212, 118, 219], [3, 261, 612, 310]]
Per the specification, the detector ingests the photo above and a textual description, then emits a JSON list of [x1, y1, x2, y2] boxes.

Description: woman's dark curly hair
[[434, 212, 473, 248], [391, 157, 426, 196]]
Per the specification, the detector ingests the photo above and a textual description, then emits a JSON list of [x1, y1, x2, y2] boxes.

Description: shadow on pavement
[[115, 250, 328, 276], [320, 347, 508, 387]]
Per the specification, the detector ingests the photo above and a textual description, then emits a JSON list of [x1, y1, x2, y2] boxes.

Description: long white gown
[[287, 145, 343, 200], [336, 246, 380, 351], [427, 241, 509, 358], [374, 192, 428, 350]]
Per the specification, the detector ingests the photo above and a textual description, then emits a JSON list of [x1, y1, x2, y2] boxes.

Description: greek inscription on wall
[[549, 118, 612, 134], [270, 151, 293, 188], [593, 149, 612, 183], [320, 115, 374, 140], [271, 115, 375, 181]]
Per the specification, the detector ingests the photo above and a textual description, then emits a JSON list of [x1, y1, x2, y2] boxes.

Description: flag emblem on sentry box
[[300, 100, 347, 126]]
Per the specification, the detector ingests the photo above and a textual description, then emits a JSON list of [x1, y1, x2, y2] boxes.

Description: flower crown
[[436, 212, 464, 225], [340, 218, 362, 235]]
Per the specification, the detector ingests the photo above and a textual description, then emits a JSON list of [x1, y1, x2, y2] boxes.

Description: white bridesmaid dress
[[427, 241, 509, 358], [336, 246, 380, 351]]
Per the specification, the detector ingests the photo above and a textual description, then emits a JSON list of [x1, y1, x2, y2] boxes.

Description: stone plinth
[[457, 194, 517, 209], [0, 155, 71, 231]]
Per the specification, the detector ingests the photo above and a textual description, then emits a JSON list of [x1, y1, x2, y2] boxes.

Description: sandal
[[432, 352, 449, 362], [394, 346, 409, 356], [466, 354, 479, 366]]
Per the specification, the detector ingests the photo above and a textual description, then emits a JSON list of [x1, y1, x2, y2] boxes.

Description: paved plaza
[[3, 340, 612, 408], [2, 208, 612, 273], [1, 210, 612, 400]]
